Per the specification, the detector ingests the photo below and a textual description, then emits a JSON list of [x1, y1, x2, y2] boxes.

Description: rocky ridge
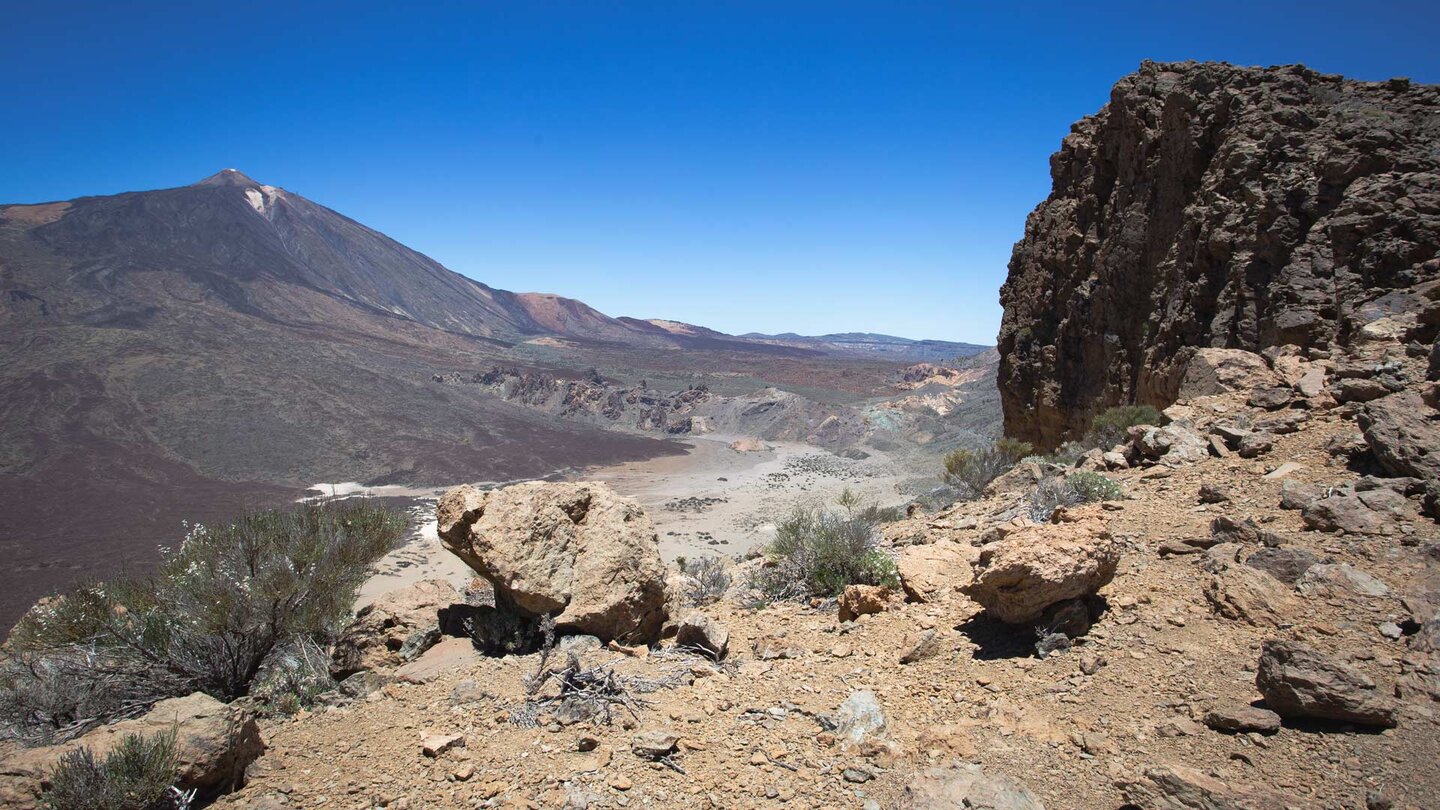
[[999, 61, 1440, 450]]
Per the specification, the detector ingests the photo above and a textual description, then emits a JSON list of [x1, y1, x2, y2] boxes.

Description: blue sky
[[4, 2, 1438, 344]]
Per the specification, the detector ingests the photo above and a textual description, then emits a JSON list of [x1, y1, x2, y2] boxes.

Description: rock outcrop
[[962, 506, 1120, 624], [1256, 639, 1399, 727], [330, 579, 464, 678], [436, 481, 669, 643], [998, 61, 1440, 448], [0, 693, 263, 809]]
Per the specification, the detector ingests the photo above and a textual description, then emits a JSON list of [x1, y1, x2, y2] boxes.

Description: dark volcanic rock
[[998, 61, 1440, 448]]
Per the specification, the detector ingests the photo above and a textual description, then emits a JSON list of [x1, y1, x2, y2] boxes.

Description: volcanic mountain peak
[[193, 167, 263, 187]]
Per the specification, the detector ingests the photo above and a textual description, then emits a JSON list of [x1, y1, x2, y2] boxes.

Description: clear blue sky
[[4, 2, 1438, 344]]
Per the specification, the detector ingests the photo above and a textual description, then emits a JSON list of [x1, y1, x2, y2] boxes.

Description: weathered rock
[[751, 633, 805, 661], [421, 733, 465, 758], [1210, 515, 1262, 545], [1359, 391, 1440, 503], [630, 730, 680, 759], [962, 507, 1119, 624], [899, 630, 943, 665], [675, 612, 729, 660], [1248, 386, 1294, 410], [1203, 704, 1282, 734], [331, 579, 463, 678], [1204, 566, 1301, 628], [895, 540, 970, 603], [394, 636, 482, 684], [1302, 493, 1393, 535], [903, 762, 1045, 810], [1337, 378, 1392, 403], [1132, 424, 1210, 466], [998, 61, 1440, 449], [1245, 547, 1320, 585], [1197, 484, 1232, 504], [834, 691, 891, 756], [838, 584, 896, 622], [1177, 349, 1281, 400], [1237, 432, 1275, 459], [0, 693, 263, 809], [1279, 479, 1324, 510], [437, 482, 668, 643], [1296, 563, 1390, 598], [1119, 764, 1309, 810], [1256, 639, 1399, 727]]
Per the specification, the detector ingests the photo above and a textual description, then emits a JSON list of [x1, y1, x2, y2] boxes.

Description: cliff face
[[998, 61, 1440, 448]]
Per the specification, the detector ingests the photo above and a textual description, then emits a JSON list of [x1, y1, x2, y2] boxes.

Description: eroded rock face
[[962, 506, 1120, 624], [0, 693, 263, 809], [903, 762, 1045, 810], [436, 481, 668, 643], [998, 61, 1440, 448]]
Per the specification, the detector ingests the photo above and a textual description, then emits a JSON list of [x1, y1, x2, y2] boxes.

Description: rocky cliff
[[998, 61, 1440, 448]]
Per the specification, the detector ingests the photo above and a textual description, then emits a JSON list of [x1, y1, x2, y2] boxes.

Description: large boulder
[[1256, 639, 1399, 728], [1175, 348, 1281, 400], [330, 578, 463, 678], [0, 693, 263, 809], [437, 481, 668, 643], [962, 507, 1120, 624], [1359, 390, 1440, 504]]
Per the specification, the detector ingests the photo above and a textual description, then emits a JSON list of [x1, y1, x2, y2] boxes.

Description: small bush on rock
[[1083, 404, 1165, 450], [1027, 472, 1124, 522], [3, 501, 405, 742], [942, 437, 1034, 498], [750, 506, 898, 601], [44, 728, 187, 810]]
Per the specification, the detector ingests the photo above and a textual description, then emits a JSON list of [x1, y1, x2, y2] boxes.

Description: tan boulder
[[961, 507, 1119, 624], [0, 693, 262, 809], [395, 636, 482, 684], [437, 481, 668, 643], [838, 584, 898, 622], [1120, 763, 1312, 809], [331, 578, 463, 678], [895, 540, 972, 603]]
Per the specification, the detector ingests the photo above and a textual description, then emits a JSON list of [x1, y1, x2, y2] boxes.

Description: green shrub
[[941, 437, 1034, 498], [44, 729, 183, 810], [1083, 405, 1165, 450], [1068, 471, 1124, 503], [4, 501, 405, 742], [750, 506, 898, 601]]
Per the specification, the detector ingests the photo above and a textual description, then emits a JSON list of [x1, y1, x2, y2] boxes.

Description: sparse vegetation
[[676, 556, 731, 607], [941, 437, 1034, 498], [1027, 472, 1125, 522], [43, 728, 188, 810], [1083, 404, 1165, 450], [1067, 470, 1124, 502], [2, 501, 405, 743], [749, 505, 898, 601]]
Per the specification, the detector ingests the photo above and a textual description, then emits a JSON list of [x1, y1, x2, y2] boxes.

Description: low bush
[[676, 556, 731, 607], [1068, 470, 1124, 503], [44, 728, 187, 810], [1027, 472, 1125, 522], [3, 501, 405, 743], [1083, 404, 1165, 450], [749, 506, 898, 601], [941, 437, 1034, 498]]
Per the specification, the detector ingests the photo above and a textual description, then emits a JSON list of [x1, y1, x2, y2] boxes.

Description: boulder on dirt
[[1119, 764, 1303, 810], [1301, 492, 1395, 535], [903, 762, 1045, 810], [437, 481, 669, 643], [833, 690, 892, 757], [675, 612, 729, 660], [0, 693, 263, 810], [1204, 566, 1301, 628], [1203, 704, 1282, 734], [838, 584, 898, 622], [331, 579, 463, 678], [962, 506, 1119, 624], [895, 540, 970, 603], [1256, 639, 1399, 728]]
